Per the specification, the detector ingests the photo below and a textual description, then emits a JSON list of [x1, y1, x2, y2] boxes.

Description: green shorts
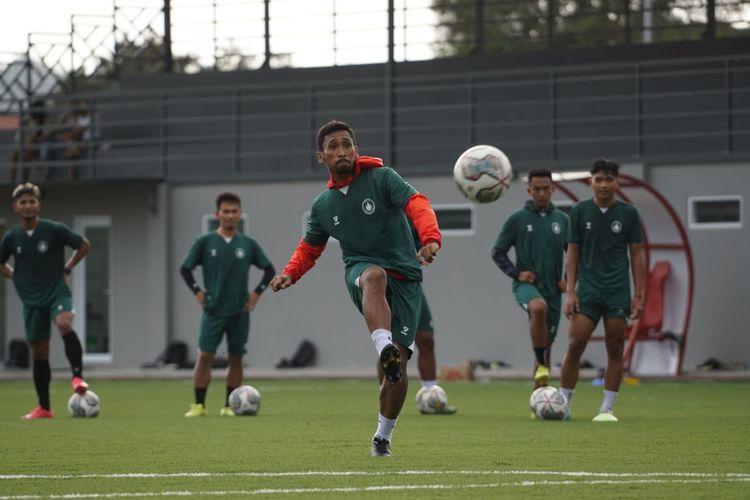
[[417, 292, 434, 333], [512, 282, 562, 340], [345, 262, 422, 350], [577, 287, 631, 325], [198, 311, 250, 354], [23, 289, 74, 343]]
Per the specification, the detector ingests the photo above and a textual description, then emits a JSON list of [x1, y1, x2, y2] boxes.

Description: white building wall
[[0, 183, 168, 369]]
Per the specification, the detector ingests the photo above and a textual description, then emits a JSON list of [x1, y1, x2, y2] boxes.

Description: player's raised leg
[[55, 310, 89, 394], [528, 298, 551, 388]]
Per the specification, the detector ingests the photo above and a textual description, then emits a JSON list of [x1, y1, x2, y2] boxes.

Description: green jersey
[[493, 202, 569, 298], [0, 219, 83, 307], [567, 198, 644, 292], [304, 166, 422, 281], [182, 232, 272, 317]]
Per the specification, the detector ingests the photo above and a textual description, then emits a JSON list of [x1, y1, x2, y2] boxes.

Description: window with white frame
[[688, 195, 742, 230]]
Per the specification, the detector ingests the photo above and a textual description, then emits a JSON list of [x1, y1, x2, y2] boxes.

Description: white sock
[[374, 413, 398, 441], [601, 390, 618, 412], [421, 380, 437, 389], [560, 387, 574, 407], [371, 329, 392, 356]]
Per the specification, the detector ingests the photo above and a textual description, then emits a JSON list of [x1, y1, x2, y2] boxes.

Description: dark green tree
[[432, 0, 749, 56]]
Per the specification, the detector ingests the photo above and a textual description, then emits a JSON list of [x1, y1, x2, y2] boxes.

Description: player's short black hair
[[12, 183, 41, 202], [316, 120, 356, 152], [527, 168, 553, 182], [215, 192, 241, 210], [590, 158, 619, 176]]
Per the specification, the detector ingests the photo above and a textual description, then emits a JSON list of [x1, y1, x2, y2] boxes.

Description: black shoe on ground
[[371, 436, 392, 457], [380, 344, 402, 384]]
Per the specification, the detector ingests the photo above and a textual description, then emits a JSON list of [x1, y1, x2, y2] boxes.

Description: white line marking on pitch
[[1, 478, 750, 499], [1, 470, 749, 480]]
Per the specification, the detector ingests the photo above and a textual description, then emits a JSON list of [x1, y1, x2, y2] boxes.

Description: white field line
[[1, 478, 750, 499], [1, 469, 749, 480]]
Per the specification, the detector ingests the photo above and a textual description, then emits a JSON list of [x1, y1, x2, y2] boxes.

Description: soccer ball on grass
[[68, 390, 100, 418], [228, 385, 261, 416], [415, 385, 449, 414], [529, 386, 567, 420]]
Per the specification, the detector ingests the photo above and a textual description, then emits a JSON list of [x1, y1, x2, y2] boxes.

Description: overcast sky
[[2, 1, 437, 68]]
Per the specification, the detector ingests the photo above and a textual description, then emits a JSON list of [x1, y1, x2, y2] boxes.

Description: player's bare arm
[[564, 243, 581, 319], [270, 274, 294, 291], [629, 242, 645, 320]]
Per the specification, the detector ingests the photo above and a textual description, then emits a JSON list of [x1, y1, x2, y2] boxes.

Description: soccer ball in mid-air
[[415, 385, 449, 414], [453, 145, 513, 203], [229, 385, 261, 415], [68, 390, 100, 418], [530, 386, 567, 420]]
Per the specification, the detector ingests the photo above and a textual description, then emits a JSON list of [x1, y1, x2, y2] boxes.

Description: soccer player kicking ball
[[0, 183, 91, 419], [180, 192, 275, 417], [270, 120, 441, 457], [492, 169, 569, 404], [559, 159, 644, 422]]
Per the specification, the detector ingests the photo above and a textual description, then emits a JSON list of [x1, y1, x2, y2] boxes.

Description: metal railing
[[2, 53, 748, 184], [1, 0, 748, 114]]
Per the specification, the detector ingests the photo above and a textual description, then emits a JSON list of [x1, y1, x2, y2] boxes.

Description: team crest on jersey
[[37, 241, 49, 253], [235, 247, 246, 259], [526, 224, 533, 232], [611, 221, 623, 233], [551, 222, 561, 234], [361, 198, 376, 215]]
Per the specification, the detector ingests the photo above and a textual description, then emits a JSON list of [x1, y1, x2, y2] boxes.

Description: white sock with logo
[[371, 329, 392, 356], [421, 380, 437, 389], [375, 413, 398, 441]]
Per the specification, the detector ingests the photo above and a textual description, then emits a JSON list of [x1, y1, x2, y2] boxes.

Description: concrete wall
[[648, 162, 750, 369], [167, 172, 597, 372], [167, 162, 750, 374], [0, 182, 167, 369], [3, 162, 747, 374]]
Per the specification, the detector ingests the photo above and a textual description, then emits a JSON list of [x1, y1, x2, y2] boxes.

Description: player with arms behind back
[[492, 169, 568, 396], [180, 192, 275, 417], [270, 120, 441, 457], [559, 159, 645, 422], [0, 183, 91, 419]]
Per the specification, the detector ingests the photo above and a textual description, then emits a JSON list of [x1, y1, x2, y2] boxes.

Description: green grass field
[[1, 378, 749, 499]]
